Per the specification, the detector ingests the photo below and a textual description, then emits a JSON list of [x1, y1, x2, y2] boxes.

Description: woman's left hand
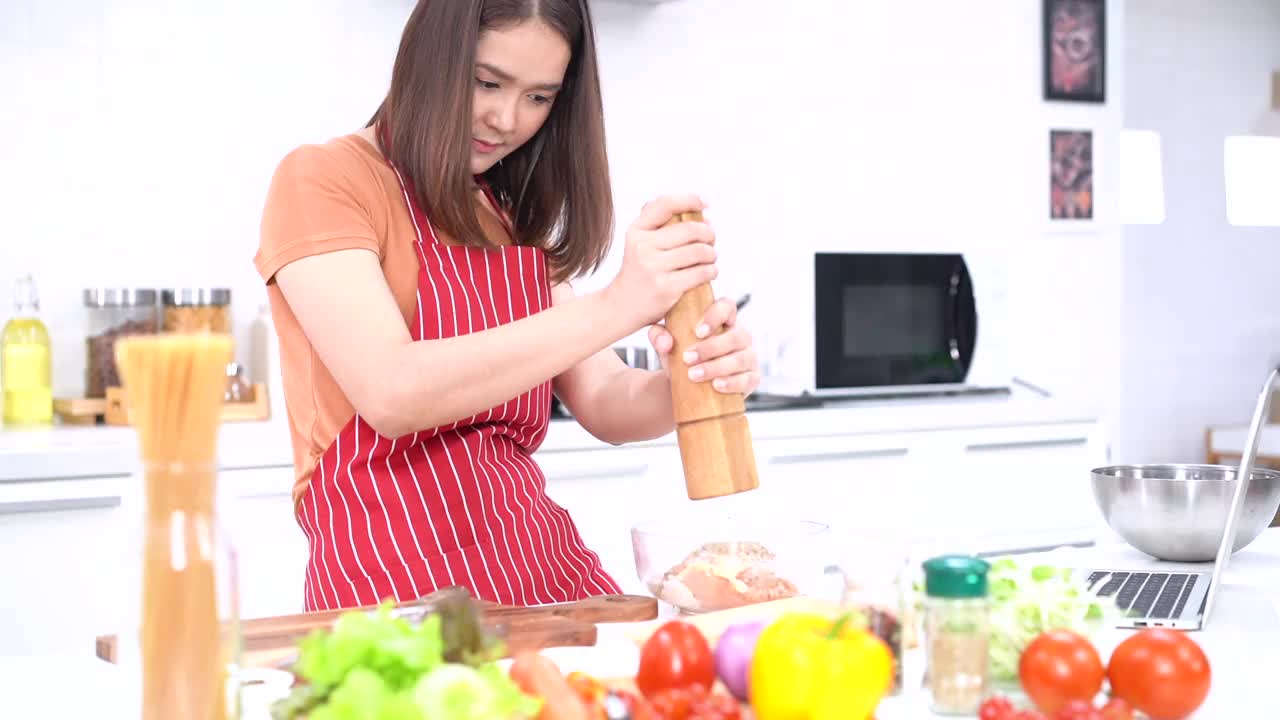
[[648, 297, 760, 396]]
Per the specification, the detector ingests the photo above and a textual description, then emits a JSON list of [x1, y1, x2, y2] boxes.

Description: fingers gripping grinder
[[663, 212, 760, 500]]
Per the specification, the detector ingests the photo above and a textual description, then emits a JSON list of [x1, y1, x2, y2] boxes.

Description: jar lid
[[922, 555, 990, 598], [84, 288, 157, 307], [162, 288, 231, 306]]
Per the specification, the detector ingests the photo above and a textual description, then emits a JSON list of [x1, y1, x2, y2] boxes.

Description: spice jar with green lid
[[922, 554, 991, 715]]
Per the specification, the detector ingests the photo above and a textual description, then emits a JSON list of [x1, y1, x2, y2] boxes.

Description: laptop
[[1080, 365, 1279, 631]]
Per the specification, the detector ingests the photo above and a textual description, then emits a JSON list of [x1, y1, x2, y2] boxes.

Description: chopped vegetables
[[507, 651, 596, 720], [270, 600, 540, 720], [268, 594, 905, 719], [984, 559, 1116, 684]]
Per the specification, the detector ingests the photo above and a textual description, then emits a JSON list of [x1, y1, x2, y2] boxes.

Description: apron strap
[[378, 121, 517, 246], [477, 180, 516, 240]]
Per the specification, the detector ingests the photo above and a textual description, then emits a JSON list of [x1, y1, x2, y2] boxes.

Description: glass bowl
[[630, 513, 831, 614]]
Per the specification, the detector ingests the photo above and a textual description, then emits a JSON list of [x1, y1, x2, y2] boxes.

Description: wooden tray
[[54, 383, 270, 426], [95, 593, 659, 670]]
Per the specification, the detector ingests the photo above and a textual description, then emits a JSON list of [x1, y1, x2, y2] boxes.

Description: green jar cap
[[922, 555, 990, 598]]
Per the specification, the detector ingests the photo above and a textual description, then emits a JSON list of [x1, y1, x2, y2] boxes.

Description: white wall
[[1, 0, 411, 396], [1118, 0, 1280, 463], [590, 0, 1126, 418], [2, 0, 1126, 432]]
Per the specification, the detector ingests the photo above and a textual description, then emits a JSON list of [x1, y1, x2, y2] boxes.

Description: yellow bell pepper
[[748, 612, 893, 720]]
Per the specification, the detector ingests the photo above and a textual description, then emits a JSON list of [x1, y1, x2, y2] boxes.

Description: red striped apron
[[294, 159, 622, 611]]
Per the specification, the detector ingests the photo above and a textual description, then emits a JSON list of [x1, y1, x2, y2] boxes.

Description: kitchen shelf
[[53, 384, 271, 426]]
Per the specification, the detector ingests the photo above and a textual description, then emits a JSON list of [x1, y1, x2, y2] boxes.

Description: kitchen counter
[[883, 528, 1280, 717], [580, 526, 1280, 719], [5, 527, 1276, 718], [0, 388, 1099, 483], [0, 419, 296, 482]]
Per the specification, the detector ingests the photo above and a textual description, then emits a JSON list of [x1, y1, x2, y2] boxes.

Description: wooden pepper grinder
[[663, 211, 760, 500]]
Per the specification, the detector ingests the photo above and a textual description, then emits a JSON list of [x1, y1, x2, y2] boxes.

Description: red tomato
[[1107, 629, 1211, 720], [1010, 711, 1048, 720], [650, 688, 694, 720], [1018, 629, 1105, 714], [1099, 698, 1135, 720], [636, 620, 717, 699], [700, 692, 741, 718], [1054, 699, 1102, 720], [648, 684, 741, 720], [979, 696, 1016, 720], [612, 689, 662, 720]]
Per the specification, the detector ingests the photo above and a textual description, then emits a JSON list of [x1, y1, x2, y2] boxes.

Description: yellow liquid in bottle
[[2, 316, 53, 426]]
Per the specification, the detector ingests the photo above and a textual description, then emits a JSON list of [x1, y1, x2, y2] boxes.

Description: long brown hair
[[369, 0, 613, 284]]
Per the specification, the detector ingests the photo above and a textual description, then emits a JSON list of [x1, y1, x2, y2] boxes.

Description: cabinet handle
[[769, 448, 908, 465], [0, 495, 122, 515], [965, 437, 1089, 453]]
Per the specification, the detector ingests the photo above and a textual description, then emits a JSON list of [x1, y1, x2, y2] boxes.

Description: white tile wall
[[1, 0, 410, 395], [2, 0, 1126, 424], [589, 0, 1127, 414]]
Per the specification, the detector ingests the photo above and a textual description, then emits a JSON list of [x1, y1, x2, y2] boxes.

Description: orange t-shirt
[[254, 132, 512, 505]]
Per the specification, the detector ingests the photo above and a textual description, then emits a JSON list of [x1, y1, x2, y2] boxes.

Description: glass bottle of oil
[[2, 274, 54, 427]]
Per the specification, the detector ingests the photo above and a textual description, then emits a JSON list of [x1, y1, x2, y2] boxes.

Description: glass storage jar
[[840, 542, 911, 695], [84, 289, 159, 398], [922, 555, 991, 716], [162, 288, 232, 334], [115, 462, 243, 720]]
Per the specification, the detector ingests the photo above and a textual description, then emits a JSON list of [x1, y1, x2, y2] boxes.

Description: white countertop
[[4, 527, 1275, 718], [0, 419, 297, 482], [582, 527, 1280, 719], [0, 390, 1098, 483]]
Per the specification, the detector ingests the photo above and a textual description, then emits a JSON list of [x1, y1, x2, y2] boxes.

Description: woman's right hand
[[605, 193, 718, 332]]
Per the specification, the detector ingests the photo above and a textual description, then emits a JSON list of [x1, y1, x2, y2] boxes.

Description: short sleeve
[[255, 144, 382, 284]]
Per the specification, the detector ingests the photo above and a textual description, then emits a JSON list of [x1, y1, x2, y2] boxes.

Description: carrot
[[509, 651, 592, 720]]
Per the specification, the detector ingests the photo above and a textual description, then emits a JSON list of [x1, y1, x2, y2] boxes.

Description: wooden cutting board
[[95, 593, 659, 669]]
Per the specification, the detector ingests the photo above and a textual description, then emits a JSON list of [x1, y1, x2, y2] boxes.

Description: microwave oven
[[755, 252, 1014, 398]]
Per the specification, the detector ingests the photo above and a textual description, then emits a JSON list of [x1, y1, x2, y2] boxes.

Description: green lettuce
[[985, 558, 1119, 683], [271, 601, 541, 720]]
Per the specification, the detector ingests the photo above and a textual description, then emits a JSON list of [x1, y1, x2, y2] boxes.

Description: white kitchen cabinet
[[218, 467, 310, 620], [755, 432, 916, 529], [0, 476, 130, 656], [539, 446, 663, 595], [0, 397, 1110, 626], [953, 423, 1106, 548]]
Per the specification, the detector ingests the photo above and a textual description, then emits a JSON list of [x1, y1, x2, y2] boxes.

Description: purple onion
[[714, 620, 766, 702]]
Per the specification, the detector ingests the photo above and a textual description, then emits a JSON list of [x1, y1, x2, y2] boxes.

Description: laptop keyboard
[[1086, 571, 1199, 619]]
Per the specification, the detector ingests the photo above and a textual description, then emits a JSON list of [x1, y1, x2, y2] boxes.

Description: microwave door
[[814, 253, 971, 394], [948, 260, 978, 381]]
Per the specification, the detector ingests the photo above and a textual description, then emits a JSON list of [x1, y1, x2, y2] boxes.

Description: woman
[[255, 0, 760, 611]]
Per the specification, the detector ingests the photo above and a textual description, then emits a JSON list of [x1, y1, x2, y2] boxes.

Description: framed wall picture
[[1050, 129, 1094, 221], [1043, 0, 1106, 103]]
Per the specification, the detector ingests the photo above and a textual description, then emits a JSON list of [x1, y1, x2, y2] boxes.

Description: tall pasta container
[[112, 333, 243, 719]]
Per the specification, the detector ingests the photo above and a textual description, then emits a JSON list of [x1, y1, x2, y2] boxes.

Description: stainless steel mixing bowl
[[1091, 463, 1280, 562]]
